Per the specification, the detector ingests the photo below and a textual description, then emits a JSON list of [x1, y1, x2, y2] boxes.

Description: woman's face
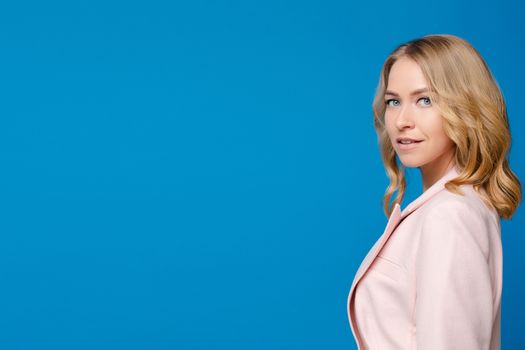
[[384, 56, 455, 170]]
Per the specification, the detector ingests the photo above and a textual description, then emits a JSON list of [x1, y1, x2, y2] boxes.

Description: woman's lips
[[397, 140, 423, 151]]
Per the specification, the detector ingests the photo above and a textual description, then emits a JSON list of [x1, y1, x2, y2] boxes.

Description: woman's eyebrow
[[385, 88, 429, 97]]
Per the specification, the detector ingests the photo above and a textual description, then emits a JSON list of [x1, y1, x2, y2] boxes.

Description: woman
[[346, 34, 521, 349]]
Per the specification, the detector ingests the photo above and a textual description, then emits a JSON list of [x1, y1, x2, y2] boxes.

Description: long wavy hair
[[373, 34, 521, 220]]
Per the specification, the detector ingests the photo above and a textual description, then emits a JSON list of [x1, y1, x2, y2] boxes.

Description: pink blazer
[[347, 165, 502, 349]]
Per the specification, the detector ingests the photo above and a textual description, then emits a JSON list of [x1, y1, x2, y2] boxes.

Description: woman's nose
[[395, 106, 414, 129]]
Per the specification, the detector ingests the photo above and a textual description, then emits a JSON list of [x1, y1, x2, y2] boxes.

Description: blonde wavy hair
[[373, 34, 521, 220]]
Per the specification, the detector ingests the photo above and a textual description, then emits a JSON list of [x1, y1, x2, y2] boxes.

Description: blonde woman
[[346, 34, 521, 349]]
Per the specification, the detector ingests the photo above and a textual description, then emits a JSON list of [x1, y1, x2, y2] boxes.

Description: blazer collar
[[399, 164, 460, 220]]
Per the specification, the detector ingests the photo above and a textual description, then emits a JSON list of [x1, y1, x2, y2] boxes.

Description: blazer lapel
[[348, 202, 402, 293], [346, 201, 403, 348]]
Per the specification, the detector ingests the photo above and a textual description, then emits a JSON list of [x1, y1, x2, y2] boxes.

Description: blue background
[[0, 1, 523, 349]]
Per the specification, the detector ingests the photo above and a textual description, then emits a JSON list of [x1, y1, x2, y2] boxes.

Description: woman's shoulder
[[414, 183, 502, 269], [415, 184, 501, 257], [422, 183, 499, 227]]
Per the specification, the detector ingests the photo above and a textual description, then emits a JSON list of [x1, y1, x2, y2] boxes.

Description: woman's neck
[[419, 150, 456, 192]]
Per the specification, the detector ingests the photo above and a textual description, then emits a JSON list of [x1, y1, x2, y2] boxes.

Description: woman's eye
[[385, 97, 431, 107], [418, 97, 431, 106], [385, 99, 399, 107]]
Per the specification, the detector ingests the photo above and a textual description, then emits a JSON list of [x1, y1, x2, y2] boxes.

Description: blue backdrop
[[0, 1, 523, 349]]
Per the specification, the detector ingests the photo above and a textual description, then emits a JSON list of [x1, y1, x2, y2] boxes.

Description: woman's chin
[[397, 156, 424, 168]]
